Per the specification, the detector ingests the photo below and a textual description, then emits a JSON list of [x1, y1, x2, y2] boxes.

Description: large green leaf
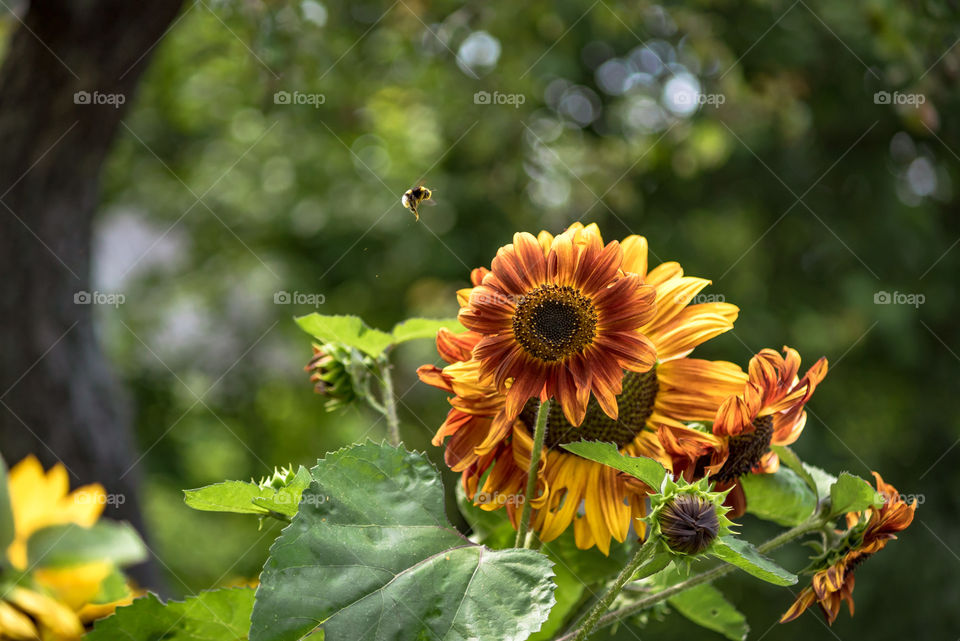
[[828, 472, 884, 518], [251, 442, 556, 641], [390, 317, 464, 344], [802, 462, 837, 501], [26, 521, 146, 569], [668, 582, 749, 641], [560, 441, 667, 490], [712, 537, 797, 586], [0, 455, 14, 554], [184, 466, 312, 518], [295, 314, 394, 357], [529, 561, 584, 641], [770, 446, 819, 497], [86, 588, 255, 641], [741, 467, 817, 526]]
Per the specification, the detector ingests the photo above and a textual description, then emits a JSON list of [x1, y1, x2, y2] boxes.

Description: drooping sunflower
[[0, 456, 136, 640], [419, 223, 744, 553], [781, 472, 916, 625], [660, 346, 828, 515]]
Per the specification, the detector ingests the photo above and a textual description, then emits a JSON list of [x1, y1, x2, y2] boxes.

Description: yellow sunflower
[[780, 472, 916, 625], [0, 456, 135, 640], [419, 223, 743, 553]]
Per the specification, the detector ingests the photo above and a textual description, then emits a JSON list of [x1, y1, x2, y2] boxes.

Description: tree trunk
[[0, 0, 185, 588]]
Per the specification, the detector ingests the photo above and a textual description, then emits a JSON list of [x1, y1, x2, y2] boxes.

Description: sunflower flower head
[[459, 226, 658, 427], [707, 346, 828, 515], [1, 456, 140, 640], [645, 475, 734, 566], [781, 472, 916, 625], [421, 223, 745, 553]]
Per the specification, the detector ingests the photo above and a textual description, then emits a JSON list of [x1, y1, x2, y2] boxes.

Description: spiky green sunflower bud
[[258, 465, 297, 491], [305, 343, 358, 411], [644, 476, 735, 563], [657, 493, 720, 555]]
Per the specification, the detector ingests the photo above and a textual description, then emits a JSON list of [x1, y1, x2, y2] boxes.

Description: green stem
[[554, 518, 824, 641], [515, 399, 549, 548], [380, 359, 401, 446], [571, 536, 658, 641]]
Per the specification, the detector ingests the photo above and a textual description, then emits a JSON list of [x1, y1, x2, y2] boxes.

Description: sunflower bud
[[259, 465, 297, 491], [305, 343, 359, 411], [657, 493, 720, 555], [645, 476, 734, 562]]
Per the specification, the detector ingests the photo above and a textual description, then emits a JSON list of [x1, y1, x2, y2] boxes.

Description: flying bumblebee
[[401, 182, 434, 221]]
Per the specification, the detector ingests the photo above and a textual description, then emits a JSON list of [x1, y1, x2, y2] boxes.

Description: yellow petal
[[8, 588, 83, 640], [0, 600, 39, 640]]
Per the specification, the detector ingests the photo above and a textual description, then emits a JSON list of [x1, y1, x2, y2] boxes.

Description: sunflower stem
[[570, 535, 659, 641], [553, 516, 826, 641], [379, 358, 401, 447], [515, 399, 549, 548]]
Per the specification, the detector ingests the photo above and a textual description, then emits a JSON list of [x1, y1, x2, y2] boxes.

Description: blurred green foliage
[[12, 0, 958, 637]]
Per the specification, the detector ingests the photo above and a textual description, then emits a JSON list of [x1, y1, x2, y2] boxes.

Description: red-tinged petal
[[417, 364, 452, 392], [594, 278, 657, 329], [578, 241, 623, 294], [504, 367, 547, 422], [436, 328, 480, 363], [490, 232, 547, 295], [470, 267, 490, 287], [593, 332, 656, 373], [547, 233, 577, 285], [554, 367, 589, 426]]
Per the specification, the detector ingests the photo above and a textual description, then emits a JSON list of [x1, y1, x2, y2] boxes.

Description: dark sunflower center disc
[[712, 415, 775, 482], [520, 369, 659, 449], [512, 284, 598, 362]]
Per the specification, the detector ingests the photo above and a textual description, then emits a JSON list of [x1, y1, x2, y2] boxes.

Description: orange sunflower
[[660, 346, 828, 515], [419, 223, 744, 553], [458, 225, 657, 427], [781, 472, 916, 625]]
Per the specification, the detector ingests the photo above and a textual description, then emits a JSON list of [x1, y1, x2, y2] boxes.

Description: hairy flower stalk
[[515, 399, 549, 548]]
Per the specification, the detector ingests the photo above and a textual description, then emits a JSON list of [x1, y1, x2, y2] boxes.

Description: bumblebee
[[401, 183, 433, 221]]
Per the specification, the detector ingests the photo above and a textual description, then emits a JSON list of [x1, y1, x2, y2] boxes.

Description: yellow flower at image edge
[[420, 223, 743, 553], [0, 456, 134, 640], [780, 472, 917, 625]]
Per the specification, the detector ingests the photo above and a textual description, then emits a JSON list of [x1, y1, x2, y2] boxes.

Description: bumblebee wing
[[421, 199, 437, 207]]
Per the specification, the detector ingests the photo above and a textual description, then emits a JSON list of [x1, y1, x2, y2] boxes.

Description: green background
[[18, 0, 959, 638]]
